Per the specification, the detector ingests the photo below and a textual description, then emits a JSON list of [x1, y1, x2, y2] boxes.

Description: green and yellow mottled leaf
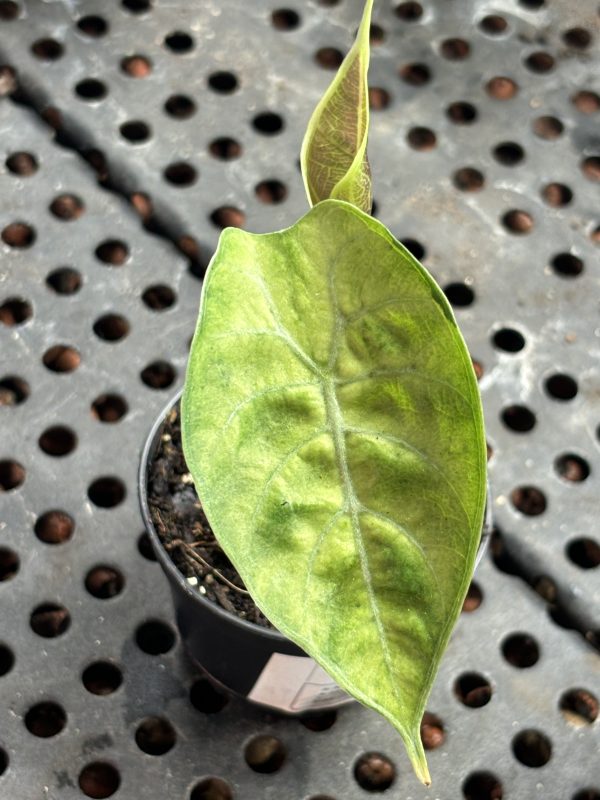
[[300, 0, 373, 213], [182, 200, 487, 785]]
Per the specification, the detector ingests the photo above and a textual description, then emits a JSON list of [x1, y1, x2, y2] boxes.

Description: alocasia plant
[[182, 0, 487, 784]]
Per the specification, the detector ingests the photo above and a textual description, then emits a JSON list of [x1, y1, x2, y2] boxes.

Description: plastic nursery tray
[[0, 1, 599, 799]]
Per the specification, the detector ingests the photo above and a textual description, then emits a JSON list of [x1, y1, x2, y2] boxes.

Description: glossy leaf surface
[[182, 200, 487, 784], [300, 0, 373, 213]]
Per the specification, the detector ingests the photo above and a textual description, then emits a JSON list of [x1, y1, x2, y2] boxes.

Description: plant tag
[[248, 653, 349, 712]]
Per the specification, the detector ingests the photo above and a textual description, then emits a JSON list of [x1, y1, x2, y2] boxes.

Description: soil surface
[[148, 403, 273, 628]]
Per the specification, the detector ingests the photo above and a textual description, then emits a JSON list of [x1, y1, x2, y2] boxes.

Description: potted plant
[[140, 0, 487, 785]]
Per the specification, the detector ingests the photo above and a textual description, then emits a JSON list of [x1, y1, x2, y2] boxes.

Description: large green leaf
[[182, 200, 487, 785], [300, 0, 373, 213]]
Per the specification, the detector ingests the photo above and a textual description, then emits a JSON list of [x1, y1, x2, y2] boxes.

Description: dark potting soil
[[147, 403, 273, 628]]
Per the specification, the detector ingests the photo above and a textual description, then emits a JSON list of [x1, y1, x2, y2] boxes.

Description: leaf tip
[[406, 732, 431, 786]]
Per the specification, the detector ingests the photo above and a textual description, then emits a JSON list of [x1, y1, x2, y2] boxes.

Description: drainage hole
[[121, 54, 152, 77], [120, 120, 151, 143], [252, 112, 284, 135], [82, 661, 123, 695], [479, 15, 508, 35], [512, 729, 552, 767], [532, 115, 563, 139], [140, 360, 176, 389], [91, 394, 128, 423], [79, 762, 120, 798], [0, 297, 32, 325], [582, 157, 600, 181], [85, 566, 124, 599], [420, 711, 445, 750], [38, 425, 77, 456], [454, 672, 492, 707], [87, 477, 126, 508], [559, 688, 599, 725], [164, 30, 195, 53], [399, 62, 431, 86], [255, 180, 288, 204], [407, 127, 437, 151], [395, 2, 423, 21], [353, 752, 396, 792], [300, 710, 337, 731], [244, 735, 287, 774], [0, 459, 25, 491], [271, 9, 301, 30], [189, 678, 229, 714], [571, 90, 600, 113], [95, 239, 129, 265], [208, 71, 238, 93], [135, 620, 175, 655], [544, 372, 577, 400], [164, 161, 198, 187], [493, 141, 524, 166], [551, 252, 583, 277], [209, 137, 242, 160], [75, 78, 108, 100], [46, 267, 82, 294], [0, 643, 14, 676], [49, 193, 85, 220], [502, 209, 534, 234], [566, 538, 600, 570], [0, 547, 19, 581], [190, 778, 233, 800], [369, 87, 391, 110], [446, 101, 477, 124], [1, 221, 36, 247], [77, 15, 108, 37], [30, 603, 71, 637], [554, 453, 590, 482], [524, 51, 555, 73], [440, 37, 470, 60], [462, 581, 483, 612], [510, 485, 546, 516], [315, 47, 344, 69], [135, 716, 176, 755], [210, 207, 246, 229], [137, 533, 157, 562], [25, 701, 66, 737], [492, 328, 525, 352], [5, 151, 38, 175], [486, 76, 518, 99], [541, 182, 573, 207], [443, 282, 475, 307], [142, 284, 176, 310], [34, 510, 74, 544], [453, 167, 484, 191], [462, 771, 504, 800], [0, 375, 29, 405], [31, 37, 64, 59], [164, 94, 196, 118], [93, 313, 130, 342], [501, 633, 540, 668]]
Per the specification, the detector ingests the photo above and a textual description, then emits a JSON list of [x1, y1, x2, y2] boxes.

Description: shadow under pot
[[139, 389, 352, 715], [139, 391, 492, 716]]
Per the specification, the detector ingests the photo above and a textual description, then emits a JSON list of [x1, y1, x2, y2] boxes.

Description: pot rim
[[139, 389, 492, 641]]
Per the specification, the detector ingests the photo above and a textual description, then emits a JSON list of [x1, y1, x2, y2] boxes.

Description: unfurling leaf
[[301, 0, 373, 213], [182, 200, 487, 785]]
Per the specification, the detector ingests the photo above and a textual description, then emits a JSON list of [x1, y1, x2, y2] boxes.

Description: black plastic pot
[[139, 390, 352, 714], [139, 391, 492, 715]]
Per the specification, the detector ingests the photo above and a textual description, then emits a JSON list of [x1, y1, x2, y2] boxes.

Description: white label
[[247, 653, 350, 713]]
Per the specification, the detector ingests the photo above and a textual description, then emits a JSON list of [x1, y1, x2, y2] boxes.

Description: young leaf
[[300, 0, 373, 213], [182, 200, 487, 785]]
